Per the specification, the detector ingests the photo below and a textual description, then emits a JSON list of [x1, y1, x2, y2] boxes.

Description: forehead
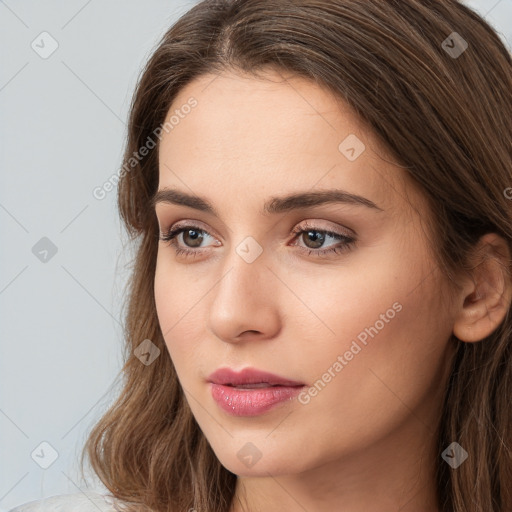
[[157, 69, 419, 218]]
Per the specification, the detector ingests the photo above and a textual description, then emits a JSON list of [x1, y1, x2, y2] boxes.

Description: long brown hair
[[80, 1, 512, 510]]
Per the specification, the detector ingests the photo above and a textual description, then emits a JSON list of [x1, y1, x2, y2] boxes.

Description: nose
[[207, 246, 281, 344]]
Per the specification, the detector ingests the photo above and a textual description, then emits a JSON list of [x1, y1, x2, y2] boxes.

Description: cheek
[[275, 242, 427, 367], [154, 252, 199, 333], [287, 257, 452, 447], [154, 254, 210, 381], [154, 253, 197, 380], [154, 255, 173, 336], [286, 235, 449, 384]]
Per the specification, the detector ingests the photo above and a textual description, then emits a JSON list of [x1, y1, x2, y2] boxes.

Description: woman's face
[[153, 69, 457, 483]]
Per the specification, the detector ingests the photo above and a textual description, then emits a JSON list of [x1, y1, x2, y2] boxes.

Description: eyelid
[[160, 218, 353, 241], [292, 219, 355, 238], [159, 218, 357, 254], [160, 218, 220, 238]]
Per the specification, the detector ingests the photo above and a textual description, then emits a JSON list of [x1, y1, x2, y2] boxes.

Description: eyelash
[[158, 221, 356, 259]]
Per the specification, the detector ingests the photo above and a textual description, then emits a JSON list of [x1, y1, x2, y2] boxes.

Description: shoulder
[[9, 492, 119, 512]]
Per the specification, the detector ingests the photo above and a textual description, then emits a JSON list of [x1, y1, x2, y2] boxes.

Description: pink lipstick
[[208, 367, 305, 416]]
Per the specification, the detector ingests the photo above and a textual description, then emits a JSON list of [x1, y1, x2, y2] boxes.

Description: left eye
[[158, 223, 357, 259]]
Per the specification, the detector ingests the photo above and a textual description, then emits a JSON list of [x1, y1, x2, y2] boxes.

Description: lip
[[207, 367, 305, 416], [208, 367, 305, 387]]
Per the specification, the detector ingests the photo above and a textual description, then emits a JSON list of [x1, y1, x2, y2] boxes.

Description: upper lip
[[208, 367, 305, 387]]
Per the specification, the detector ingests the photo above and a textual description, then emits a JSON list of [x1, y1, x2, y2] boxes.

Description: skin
[[153, 68, 512, 512]]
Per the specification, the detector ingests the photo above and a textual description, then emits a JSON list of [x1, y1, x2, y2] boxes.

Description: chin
[[212, 442, 311, 478]]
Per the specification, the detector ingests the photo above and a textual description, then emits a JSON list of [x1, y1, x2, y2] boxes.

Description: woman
[[12, 0, 512, 511]]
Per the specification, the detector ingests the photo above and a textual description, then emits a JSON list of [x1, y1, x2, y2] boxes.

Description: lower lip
[[210, 383, 304, 416]]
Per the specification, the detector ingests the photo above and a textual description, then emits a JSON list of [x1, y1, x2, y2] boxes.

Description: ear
[[452, 233, 512, 343]]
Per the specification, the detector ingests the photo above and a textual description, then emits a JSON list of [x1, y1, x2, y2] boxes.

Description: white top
[[9, 492, 119, 512]]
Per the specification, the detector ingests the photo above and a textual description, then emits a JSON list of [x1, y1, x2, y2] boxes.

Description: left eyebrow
[[151, 187, 384, 216]]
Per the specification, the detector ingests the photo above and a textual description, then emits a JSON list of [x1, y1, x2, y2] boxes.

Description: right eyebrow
[[151, 187, 384, 217]]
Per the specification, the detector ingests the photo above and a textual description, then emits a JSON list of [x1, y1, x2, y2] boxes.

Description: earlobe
[[452, 233, 512, 343]]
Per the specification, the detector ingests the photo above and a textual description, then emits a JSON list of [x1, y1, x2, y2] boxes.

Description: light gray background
[[1, 0, 511, 509]]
